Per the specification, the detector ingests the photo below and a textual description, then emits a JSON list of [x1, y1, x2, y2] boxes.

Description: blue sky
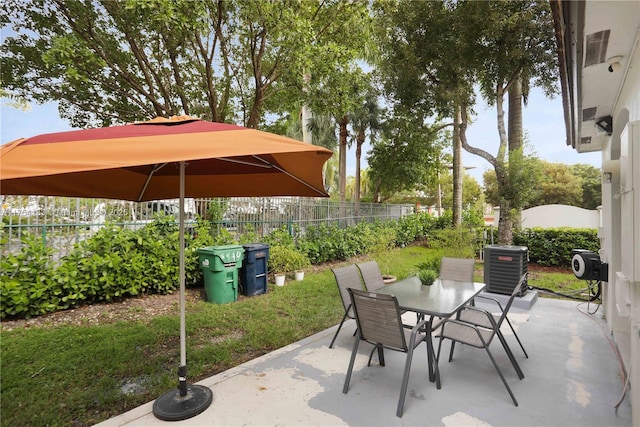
[[1, 86, 601, 185]]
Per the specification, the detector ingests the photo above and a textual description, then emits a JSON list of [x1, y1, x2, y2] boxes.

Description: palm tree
[[349, 88, 382, 217]]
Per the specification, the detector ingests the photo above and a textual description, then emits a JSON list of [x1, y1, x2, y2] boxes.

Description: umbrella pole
[[153, 161, 213, 421]]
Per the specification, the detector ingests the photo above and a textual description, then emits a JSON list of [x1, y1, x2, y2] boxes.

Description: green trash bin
[[197, 245, 244, 304]]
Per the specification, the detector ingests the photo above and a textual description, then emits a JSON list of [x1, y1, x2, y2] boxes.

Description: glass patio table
[[376, 275, 486, 389]]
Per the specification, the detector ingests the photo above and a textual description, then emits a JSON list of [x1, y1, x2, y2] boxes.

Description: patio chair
[[439, 256, 475, 282], [343, 288, 429, 418], [329, 265, 365, 349], [435, 272, 528, 407], [428, 257, 477, 326], [458, 281, 529, 358], [356, 261, 386, 291]]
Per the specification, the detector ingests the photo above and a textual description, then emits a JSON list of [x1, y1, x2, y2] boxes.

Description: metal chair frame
[[343, 288, 429, 417], [436, 273, 528, 407], [329, 265, 365, 349]]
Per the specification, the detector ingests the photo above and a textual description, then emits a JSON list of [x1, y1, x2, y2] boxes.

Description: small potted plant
[[417, 268, 438, 286]]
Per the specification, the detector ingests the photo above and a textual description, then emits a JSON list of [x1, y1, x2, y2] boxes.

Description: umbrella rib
[[217, 158, 273, 169], [250, 155, 327, 196], [138, 163, 169, 202]]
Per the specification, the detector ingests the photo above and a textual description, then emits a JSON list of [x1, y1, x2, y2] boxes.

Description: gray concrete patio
[[96, 295, 632, 426]]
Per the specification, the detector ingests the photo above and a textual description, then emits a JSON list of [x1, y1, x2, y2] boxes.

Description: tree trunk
[[355, 129, 364, 218], [338, 116, 348, 223], [302, 72, 312, 144], [495, 86, 513, 245], [495, 162, 513, 245], [508, 75, 523, 229], [452, 105, 463, 227], [508, 75, 523, 153]]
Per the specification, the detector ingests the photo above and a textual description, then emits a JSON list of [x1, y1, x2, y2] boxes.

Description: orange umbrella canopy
[[0, 116, 332, 201]]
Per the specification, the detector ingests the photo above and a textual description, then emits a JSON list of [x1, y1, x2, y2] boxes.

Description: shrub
[[514, 227, 599, 267], [428, 228, 476, 258], [0, 232, 57, 318], [268, 245, 310, 273]]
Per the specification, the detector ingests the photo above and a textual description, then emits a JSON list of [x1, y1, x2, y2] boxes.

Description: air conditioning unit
[[483, 245, 528, 295]]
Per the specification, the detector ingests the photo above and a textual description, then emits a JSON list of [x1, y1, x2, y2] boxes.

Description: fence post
[[41, 224, 47, 247]]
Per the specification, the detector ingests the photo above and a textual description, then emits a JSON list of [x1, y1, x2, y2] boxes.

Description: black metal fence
[[1, 195, 414, 258]]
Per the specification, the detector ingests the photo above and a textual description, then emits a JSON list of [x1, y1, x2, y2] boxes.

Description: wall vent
[[582, 107, 597, 121], [584, 30, 610, 67]]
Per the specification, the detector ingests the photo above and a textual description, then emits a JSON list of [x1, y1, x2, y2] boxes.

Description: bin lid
[[242, 243, 269, 250], [197, 244, 244, 254]]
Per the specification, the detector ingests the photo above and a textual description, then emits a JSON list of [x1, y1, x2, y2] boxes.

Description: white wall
[[601, 31, 640, 424], [520, 204, 599, 229]]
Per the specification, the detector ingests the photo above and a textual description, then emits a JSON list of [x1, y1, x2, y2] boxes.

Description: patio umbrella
[[0, 115, 332, 421]]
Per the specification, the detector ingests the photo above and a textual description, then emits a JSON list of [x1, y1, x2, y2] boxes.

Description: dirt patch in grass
[[1, 288, 206, 331]]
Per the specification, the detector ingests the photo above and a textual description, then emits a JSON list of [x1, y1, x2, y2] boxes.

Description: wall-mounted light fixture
[[595, 115, 613, 135], [607, 56, 623, 73]]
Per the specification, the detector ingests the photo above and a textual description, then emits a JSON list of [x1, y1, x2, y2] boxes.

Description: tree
[[457, 0, 558, 244], [529, 161, 582, 207], [1, 0, 371, 129], [305, 66, 369, 208], [367, 113, 442, 202], [484, 159, 592, 209], [349, 82, 382, 215], [440, 172, 483, 212], [373, 0, 476, 226], [570, 164, 602, 209]]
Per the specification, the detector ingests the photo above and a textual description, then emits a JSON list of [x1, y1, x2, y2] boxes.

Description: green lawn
[[0, 245, 586, 426]]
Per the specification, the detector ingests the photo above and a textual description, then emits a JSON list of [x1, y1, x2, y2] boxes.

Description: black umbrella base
[[153, 385, 213, 421]]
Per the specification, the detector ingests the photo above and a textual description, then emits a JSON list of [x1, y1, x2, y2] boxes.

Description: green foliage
[[461, 208, 484, 228], [417, 268, 438, 286], [2, 0, 371, 128], [267, 246, 310, 273], [513, 227, 600, 267], [367, 114, 442, 202], [394, 212, 439, 245], [428, 228, 477, 258], [0, 217, 225, 319], [569, 164, 602, 209], [415, 250, 445, 274], [207, 198, 229, 223], [263, 225, 295, 248], [0, 232, 57, 318]]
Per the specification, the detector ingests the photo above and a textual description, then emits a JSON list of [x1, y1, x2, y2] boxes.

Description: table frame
[[376, 276, 486, 388]]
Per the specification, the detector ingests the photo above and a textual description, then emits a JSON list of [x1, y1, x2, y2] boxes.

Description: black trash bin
[[239, 243, 270, 296]]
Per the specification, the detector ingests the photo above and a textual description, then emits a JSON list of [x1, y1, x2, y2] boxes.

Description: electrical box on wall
[[483, 245, 528, 295]]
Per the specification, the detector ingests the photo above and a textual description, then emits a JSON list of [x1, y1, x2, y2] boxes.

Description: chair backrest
[[331, 265, 365, 317], [439, 257, 475, 282], [348, 288, 407, 351], [356, 261, 386, 291], [495, 272, 528, 328]]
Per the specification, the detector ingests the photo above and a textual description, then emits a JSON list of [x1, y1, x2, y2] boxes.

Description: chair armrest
[[439, 319, 492, 347], [474, 294, 505, 312], [459, 306, 498, 329]]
